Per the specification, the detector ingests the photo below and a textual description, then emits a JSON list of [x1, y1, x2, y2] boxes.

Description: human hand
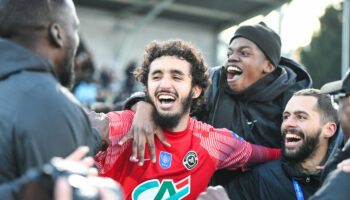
[[118, 101, 170, 166], [88, 111, 110, 150], [197, 186, 230, 200], [337, 158, 350, 173]]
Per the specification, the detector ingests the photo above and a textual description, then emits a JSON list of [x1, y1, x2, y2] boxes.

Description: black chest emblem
[[183, 151, 198, 170]]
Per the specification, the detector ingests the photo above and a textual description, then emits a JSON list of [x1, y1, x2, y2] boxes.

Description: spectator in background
[[73, 41, 98, 108], [0, 0, 101, 198]]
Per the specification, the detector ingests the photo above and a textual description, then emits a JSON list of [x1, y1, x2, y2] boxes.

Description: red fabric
[[95, 110, 275, 200]]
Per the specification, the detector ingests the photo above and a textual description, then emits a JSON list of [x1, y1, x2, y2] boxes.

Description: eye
[[173, 75, 182, 80], [227, 50, 233, 58], [152, 75, 161, 80], [282, 115, 289, 121], [240, 51, 249, 56], [297, 115, 306, 120]]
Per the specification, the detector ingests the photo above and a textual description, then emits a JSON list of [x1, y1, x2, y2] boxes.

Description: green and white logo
[[132, 176, 191, 200]]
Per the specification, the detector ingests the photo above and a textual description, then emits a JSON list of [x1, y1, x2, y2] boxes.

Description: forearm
[[244, 144, 280, 168]]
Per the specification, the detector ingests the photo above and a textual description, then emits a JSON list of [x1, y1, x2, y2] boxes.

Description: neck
[[168, 114, 189, 132], [299, 142, 328, 172]]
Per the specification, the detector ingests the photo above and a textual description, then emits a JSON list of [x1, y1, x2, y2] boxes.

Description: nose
[[227, 52, 239, 62], [282, 116, 297, 130], [159, 75, 172, 89]]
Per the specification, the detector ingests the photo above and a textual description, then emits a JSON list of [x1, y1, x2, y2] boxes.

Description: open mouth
[[157, 93, 176, 110], [227, 66, 242, 80], [285, 133, 302, 146]]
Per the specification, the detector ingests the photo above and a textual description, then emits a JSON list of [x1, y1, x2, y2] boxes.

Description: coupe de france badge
[[159, 151, 172, 169], [183, 151, 198, 170]]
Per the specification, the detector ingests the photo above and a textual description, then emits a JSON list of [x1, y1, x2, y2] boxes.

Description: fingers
[[197, 186, 230, 200], [156, 129, 171, 147], [315, 165, 325, 171], [66, 146, 89, 161], [118, 129, 134, 146], [338, 158, 350, 173], [137, 134, 146, 166], [54, 177, 72, 200], [147, 135, 156, 163]]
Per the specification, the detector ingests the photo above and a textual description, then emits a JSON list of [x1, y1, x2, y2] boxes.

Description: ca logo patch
[[183, 151, 198, 170], [132, 176, 191, 200], [159, 151, 172, 169]]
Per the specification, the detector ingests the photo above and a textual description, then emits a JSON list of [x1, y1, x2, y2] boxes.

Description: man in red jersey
[[92, 39, 280, 200]]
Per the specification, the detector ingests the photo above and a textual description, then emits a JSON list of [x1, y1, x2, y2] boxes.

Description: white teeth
[[158, 95, 175, 100], [286, 134, 301, 140], [227, 66, 242, 73]]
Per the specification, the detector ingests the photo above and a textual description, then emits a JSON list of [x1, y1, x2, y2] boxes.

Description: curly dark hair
[[134, 39, 211, 113]]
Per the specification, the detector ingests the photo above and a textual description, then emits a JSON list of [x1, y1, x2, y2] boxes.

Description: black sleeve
[[309, 169, 350, 200], [225, 170, 260, 200], [123, 91, 147, 110]]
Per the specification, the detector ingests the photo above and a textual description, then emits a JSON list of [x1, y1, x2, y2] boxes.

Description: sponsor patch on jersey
[[231, 131, 244, 142], [183, 151, 198, 170], [159, 151, 172, 169], [132, 176, 191, 200]]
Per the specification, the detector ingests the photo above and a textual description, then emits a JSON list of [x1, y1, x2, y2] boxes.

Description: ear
[[192, 85, 202, 99], [322, 122, 337, 139], [49, 23, 64, 47], [263, 60, 275, 74]]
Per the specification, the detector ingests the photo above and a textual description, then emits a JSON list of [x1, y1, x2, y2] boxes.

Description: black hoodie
[[197, 57, 312, 186], [0, 38, 101, 199]]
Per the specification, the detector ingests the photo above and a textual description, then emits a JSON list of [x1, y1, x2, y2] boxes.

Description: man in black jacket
[[0, 0, 101, 199], [221, 89, 338, 200], [309, 70, 350, 200]]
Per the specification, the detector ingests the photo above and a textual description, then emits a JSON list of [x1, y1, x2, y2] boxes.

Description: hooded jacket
[[197, 57, 312, 148], [225, 129, 342, 200], [197, 57, 312, 186], [0, 38, 101, 199]]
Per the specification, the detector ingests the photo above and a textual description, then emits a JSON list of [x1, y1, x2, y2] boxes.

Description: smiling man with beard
[[219, 89, 339, 200], [92, 40, 281, 200]]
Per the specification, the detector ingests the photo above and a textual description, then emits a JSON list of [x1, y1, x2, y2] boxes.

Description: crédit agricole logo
[[132, 176, 191, 200]]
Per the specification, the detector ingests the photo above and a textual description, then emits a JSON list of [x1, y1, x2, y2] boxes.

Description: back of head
[[0, 0, 65, 46], [230, 22, 281, 67]]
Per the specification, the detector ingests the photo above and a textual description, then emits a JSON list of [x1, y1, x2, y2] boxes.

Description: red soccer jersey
[[95, 110, 253, 200]]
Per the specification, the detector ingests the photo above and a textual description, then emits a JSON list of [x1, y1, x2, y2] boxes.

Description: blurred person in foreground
[[198, 89, 339, 200], [0, 0, 101, 198], [309, 70, 350, 200], [91, 39, 281, 200], [118, 22, 312, 186]]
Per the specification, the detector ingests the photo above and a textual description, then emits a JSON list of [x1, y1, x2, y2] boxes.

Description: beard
[[58, 44, 76, 89], [146, 89, 193, 130], [282, 128, 321, 163]]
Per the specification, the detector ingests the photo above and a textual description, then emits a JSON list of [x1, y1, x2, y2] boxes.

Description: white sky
[[220, 0, 343, 55]]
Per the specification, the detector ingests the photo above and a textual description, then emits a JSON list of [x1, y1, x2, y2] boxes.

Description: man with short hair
[[200, 89, 339, 200], [0, 0, 101, 198], [93, 39, 280, 200]]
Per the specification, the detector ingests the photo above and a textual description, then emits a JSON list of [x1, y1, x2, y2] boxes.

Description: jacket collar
[[0, 38, 57, 80]]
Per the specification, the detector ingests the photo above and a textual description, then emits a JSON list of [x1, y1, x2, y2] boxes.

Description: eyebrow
[[150, 69, 162, 76], [283, 110, 309, 116], [228, 45, 252, 51], [170, 69, 185, 76]]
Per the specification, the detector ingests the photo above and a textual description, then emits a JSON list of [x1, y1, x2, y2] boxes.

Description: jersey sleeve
[[193, 122, 253, 170], [94, 110, 134, 174]]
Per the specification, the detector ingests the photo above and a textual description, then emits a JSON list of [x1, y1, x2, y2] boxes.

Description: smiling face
[[225, 37, 274, 92], [281, 96, 325, 162], [146, 56, 201, 131]]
